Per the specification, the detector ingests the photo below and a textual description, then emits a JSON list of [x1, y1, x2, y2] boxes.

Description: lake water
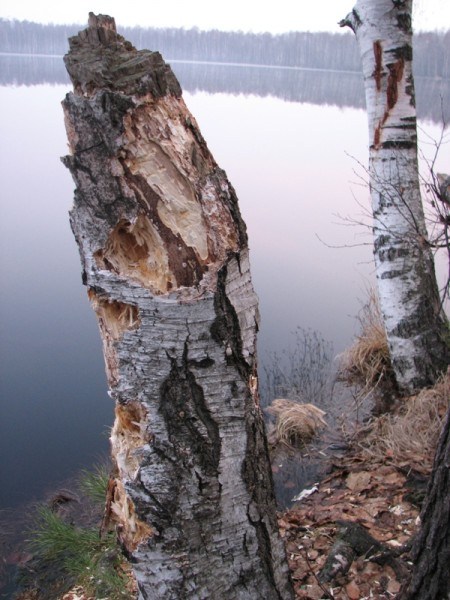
[[0, 59, 449, 514]]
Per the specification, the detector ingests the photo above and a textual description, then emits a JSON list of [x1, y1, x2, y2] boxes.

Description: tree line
[[2, 53, 448, 125], [0, 18, 449, 78]]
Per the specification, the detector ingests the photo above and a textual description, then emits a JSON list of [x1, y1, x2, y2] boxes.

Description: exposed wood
[[62, 13, 293, 599], [340, 0, 450, 393]]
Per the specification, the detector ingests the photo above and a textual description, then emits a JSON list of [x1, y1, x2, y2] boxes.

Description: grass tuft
[[78, 463, 110, 507], [29, 506, 99, 565], [28, 506, 129, 598], [338, 288, 394, 400], [266, 399, 327, 448], [20, 464, 136, 600]]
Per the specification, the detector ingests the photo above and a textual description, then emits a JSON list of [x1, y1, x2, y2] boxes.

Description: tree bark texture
[[402, 405, 450, 599], [62, 14, 293, 600], [341, 0, 449, 393]]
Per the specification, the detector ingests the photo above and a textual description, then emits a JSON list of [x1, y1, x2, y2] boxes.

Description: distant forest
[[0, 19, 449, 78]]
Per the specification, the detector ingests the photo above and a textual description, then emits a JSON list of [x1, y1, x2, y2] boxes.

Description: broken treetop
[[62, 13, 248, 298], [64, 12, 181, 98]]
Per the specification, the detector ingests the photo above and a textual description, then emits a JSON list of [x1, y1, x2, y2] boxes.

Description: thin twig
[[301, 547, 336, 599]]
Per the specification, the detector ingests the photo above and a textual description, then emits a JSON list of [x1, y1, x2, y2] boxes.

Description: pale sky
[[0, 0, 448, 33]]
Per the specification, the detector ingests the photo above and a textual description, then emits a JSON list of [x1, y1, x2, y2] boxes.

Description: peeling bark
[[341, 0, 450, 392], [62, 13, 293, 600]]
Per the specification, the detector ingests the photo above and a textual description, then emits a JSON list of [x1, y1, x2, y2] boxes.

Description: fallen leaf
[[383, 471, 405, 485], [286, 541, 299, 554], [346, 471, 372, 492], [314, 535, 332, 551], [361, 497, 385, 518], [292, 567, 307, 582], [345, 580, 361, 600]]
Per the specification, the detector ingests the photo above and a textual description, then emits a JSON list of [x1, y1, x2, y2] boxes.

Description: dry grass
[[357, 370, 450, 474], [266, 399, 327, 449], [337, 287, 449, 472], [338, 289, 394, 398]]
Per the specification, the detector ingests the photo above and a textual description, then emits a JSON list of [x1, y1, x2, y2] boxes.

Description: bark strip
[[62, 13, 293, 599]]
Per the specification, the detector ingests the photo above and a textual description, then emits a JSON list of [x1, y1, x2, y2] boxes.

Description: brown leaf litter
[[279, 455, 422, 599]]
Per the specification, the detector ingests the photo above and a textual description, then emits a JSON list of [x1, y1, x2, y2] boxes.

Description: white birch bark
[[341, 0, 449, 392], [62, 14, 293, 599]]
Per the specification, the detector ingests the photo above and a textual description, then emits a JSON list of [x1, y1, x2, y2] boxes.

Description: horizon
[[1, 15, 449, 37]]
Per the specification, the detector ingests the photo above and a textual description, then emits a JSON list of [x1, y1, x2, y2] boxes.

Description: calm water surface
[[0, 74, 448, 512]]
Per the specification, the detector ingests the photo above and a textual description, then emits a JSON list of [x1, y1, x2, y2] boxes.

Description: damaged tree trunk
[[62, 13, 293, 600], [340, 0, 449, 393]]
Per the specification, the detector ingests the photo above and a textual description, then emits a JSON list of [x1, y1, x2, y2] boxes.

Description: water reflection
[[0, 85, 110, 511], [0, 54, 448, 123], [0, 75, 449, 514]]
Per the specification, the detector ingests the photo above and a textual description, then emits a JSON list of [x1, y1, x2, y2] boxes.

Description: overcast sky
[[0, 0, 448, 33]]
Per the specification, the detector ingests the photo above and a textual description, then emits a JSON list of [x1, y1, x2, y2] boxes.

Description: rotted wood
[[319, 520, 409, 584], [62, 13, 293, 600]]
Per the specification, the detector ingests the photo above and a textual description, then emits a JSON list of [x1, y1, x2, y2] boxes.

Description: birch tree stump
[[340, 0, 450, 393], [62, 13, 293, 600]]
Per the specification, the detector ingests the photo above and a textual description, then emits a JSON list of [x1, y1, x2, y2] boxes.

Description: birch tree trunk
[[62, 14, 293, 600], [340, 0, 449, 393]]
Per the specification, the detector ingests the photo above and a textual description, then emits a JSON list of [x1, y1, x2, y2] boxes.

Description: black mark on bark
[[160, 341, 221, 475], [396, 13, 412, 34], [211, 259, 250, 378], [378, 246, 410, 262], [380, 140, 415, 150]]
